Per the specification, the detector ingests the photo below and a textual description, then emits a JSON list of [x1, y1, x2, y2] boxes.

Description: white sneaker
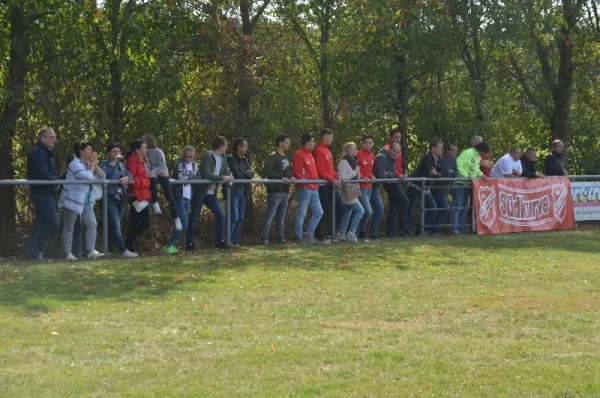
[[133, 200, 150, 213], [337, 233, 348, 241], [65, 253, 77, 261], [122, 250, 138, 258], [174, 217, 182, 231], [346, 232, 358, 243], [152, 202, 162, 214], [88, 250, 104, 259]]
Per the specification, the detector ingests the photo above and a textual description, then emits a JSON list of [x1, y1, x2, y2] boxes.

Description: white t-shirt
[[490, 153, 522, 178], [183, 162, 193, 200]]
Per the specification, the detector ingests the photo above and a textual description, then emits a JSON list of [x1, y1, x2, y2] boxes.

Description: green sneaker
[[164, 245, 178, 254]]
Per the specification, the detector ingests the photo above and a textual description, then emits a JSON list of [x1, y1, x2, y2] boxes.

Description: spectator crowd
[[26, 127, 568, 261]]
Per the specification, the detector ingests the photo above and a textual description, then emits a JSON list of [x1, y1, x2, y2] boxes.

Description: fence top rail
[[1, 175, 599, 186]]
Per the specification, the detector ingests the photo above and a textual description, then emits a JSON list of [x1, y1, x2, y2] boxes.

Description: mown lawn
[[1, 229, 599, 396]]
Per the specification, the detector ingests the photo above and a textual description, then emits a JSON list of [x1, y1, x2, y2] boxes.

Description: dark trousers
[[149, 176, 178, 218], [315, 185, 344, 240], [28, 192, 60, 258], [383, 183, 409, 237], [125, 205, 150, 253], [186, 194, 225, 249]]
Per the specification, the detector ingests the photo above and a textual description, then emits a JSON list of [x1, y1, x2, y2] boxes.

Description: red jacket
[[293, 148, 319, 190], [126, 153, 152, 201], [384, 140, 403, 176], [313, 142, 338, 183], [480, 153, 493, 177], [357, 148, 374, 189]]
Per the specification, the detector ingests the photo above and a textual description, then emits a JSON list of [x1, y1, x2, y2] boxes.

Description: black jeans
[[149, 176, 178, 218], [315, 185, 345, 240], [125, 204, 150, 252], [28, 191, 60, 258], [383, 183, 409, 237]]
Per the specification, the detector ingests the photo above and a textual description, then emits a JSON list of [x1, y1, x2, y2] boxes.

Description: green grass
[[1, 230, 600, 396]]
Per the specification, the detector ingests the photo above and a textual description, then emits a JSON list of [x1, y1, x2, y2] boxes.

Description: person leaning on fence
[[375, 142, 404, 238], [406, 139, 448, 236], [125, 141, 152, 254], [164, 145, 200, 254], [472, 135, 494, 177], [441, 143, 459, 227], [141, 134, 182, 231], [382, 128, 411, 237], [293, 134, 324, 244], [59, 141, 106, 260], [99, 142, 137, 258], [336, 142, 365, 243], [520, 147, 545, 178], [261, 134, 294, 245], [451, 141, 491, 235], [314, 128, 344, 243], [545, 139, 568, 176], [186, 136, 233, 251], [356, 135, 381, 242], [27, 127, 61, 260], [490, 147, 523, 178], [226, 137, 254, 247]]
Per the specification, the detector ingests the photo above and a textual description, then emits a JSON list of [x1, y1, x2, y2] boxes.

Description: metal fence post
[[420, 179, 426, 236], [331, 183, 336, 240], [102, 182, 108, 254], [471, 185, 476, 233], [226, 183, 231, 246]]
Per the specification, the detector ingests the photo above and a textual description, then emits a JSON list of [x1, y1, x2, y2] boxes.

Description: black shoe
[[215, 242, 232, 251], [399, 230, 413, 237], [277, 240, 287, 244], [358, 232, 366, 239]]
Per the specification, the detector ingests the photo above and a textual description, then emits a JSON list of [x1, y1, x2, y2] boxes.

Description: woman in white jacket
[[336, 142, 365, 243], [59, 142, 105, 260]]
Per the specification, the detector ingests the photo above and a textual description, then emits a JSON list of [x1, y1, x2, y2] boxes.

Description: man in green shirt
[[450, 141, 491, 234]]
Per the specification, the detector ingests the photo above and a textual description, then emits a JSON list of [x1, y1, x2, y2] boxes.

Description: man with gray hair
[[490, 147, 523, 178], [545, 139, 567, 176], [27, 127, 60, 260]]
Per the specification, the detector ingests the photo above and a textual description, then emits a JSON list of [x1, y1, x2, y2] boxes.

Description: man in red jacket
[[356, 135, 380, 241], [313, 128, 344, 242], [293, 134, 324, 244]]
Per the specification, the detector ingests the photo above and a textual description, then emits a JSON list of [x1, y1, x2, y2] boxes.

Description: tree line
[[1, 0, 600, 236]]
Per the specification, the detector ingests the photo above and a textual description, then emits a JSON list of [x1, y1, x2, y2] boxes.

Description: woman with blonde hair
[[336, 142, 364, 243]]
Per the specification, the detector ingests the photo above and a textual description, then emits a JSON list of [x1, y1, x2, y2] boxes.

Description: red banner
[[473, 177, 575, 235]]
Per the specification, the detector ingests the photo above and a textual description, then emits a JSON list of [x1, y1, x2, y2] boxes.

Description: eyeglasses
[[43, 136, 57, 140]]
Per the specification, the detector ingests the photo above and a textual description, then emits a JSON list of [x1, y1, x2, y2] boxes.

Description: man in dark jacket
[[406, 140, 446, 235], [27, 127, 60, 260], [226, 138, 254, 246], [261, 134, 294, 244], [186, 136, 234, 251], [374, 142, 409, 238], [545, 140, 567, 176], [521, 147, 545, 178]]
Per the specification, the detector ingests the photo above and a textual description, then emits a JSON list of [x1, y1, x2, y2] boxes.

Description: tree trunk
[[393, 51, 410, 172], [0, 1, 28, 237], [320, 6, 332, 129], [107, 0, 125, 142]]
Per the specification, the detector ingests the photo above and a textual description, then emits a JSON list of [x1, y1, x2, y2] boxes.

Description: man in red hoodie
[[293, 134, 324, 244], [356, 135, 381, 241], [313, 128, 344, 242]]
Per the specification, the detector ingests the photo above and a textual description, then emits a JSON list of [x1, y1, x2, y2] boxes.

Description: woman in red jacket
[[125, 140, 152, 253]]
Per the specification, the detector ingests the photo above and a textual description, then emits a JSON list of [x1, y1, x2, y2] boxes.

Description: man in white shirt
[[490, 147, 523, 178]]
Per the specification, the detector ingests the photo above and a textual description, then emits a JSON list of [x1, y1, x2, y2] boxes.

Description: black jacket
[[545, 151, 566, 176], [171, 158, 201, 200], [374, 149, 397, 181], [227, 153, 254, 193], [520, 155, 539, 178], [264, 151, 293, 193], [27, 142, 58, 195], [413, 152, 442, 179]]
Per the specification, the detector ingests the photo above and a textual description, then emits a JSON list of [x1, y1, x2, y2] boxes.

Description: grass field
[[1, 229, 599, 396]]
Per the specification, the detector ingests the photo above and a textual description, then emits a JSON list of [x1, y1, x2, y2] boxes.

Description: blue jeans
[[28, 192, 60, 258], [357, 189, 372, 236], [168, 198, 190, 247], [368, 185, 384, 237], [339, 201, 365, 236], [406, 185, 437, 234], [186, 194, 225, 248], [229, 190, 246, 245], [431, 189, 449, 233], [107, 196, 126, 253], [295, 188, 324, 239], [262, 192, 289, 242], [450, 184, 471, 232]]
